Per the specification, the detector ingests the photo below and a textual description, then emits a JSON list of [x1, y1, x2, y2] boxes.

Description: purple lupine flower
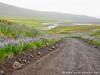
[[0, 43, 4, 48], [28, 38, 33, 42], [0, 34, 63, 49], [13, 41, 19, 46], [9, 40, 14, 44], [22, 39, 26, 44], [3, 41, 8, 46], [25, 39, 30, 43]]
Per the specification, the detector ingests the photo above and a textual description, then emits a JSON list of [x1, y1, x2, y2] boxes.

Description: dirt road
[[11, 38, 100, 75]]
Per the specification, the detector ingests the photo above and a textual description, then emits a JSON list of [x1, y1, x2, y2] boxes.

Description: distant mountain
[[0, 2, 100, 22]]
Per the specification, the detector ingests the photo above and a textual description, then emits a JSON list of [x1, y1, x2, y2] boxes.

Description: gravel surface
[[11, 38, 100, 75]]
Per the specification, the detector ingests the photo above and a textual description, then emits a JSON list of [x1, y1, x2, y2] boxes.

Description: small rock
[[1, 71, 4, 73], [52, 46, 55, 49], [94, 46, 97, 48], [37, 60, 40, 62], [38, 63, 41, 65], [27, 61, 30, 64], [56, 44, 59, 47], [0, 70, 6, 75], [62, 71, 66, 74], [33, 49, 36, 51], [22, 60, 27, 63], [13, 61, 22, 69], [7, 55, 13, 60], [48, 49, 52, 51], [46, 50, 49, 53], [37, 52, 42, 56], [29, 54, 33, 58]]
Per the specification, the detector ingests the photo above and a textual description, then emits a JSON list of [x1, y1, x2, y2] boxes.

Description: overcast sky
[[0, 0, 100, 18]]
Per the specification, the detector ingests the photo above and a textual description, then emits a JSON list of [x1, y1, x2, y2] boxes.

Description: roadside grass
[[0, 38, 62, 62], [78, 29, 100, 46], [90, 30, 100, 37], [81, 37, 100, 46], [69, 34, 100, 47]]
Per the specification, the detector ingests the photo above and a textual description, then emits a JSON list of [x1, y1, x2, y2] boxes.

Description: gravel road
[[11, 38, 100, 75]]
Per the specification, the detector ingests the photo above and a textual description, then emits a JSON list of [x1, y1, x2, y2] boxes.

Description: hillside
[[0, 2, 100, 22]]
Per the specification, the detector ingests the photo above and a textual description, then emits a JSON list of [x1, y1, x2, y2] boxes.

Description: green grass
[[0, 38, 62, 62], [10, 19, 43, 28], [49, 25, 100, 34], [90, 30, 100, 37], [0, 17, 56, 29], [0, 22, 42, 39], [81, 37, 100, 46], [70, 35, 100, 47]]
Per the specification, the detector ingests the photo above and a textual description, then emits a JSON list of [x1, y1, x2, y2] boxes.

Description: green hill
[[0, 2, 100, 22]]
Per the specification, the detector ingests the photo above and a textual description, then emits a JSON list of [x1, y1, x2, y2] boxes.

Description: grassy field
[[90, 30, 100, 37], [49, 25, 100, 34], [0, 17, 56, 29]]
